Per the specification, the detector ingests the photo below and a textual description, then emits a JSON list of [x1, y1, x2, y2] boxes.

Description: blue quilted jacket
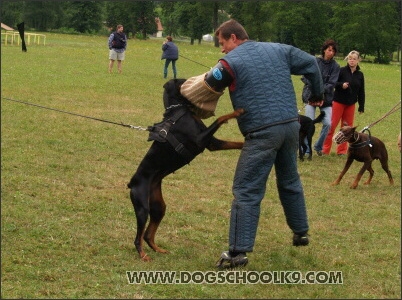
[[222, 41, 323, 135]]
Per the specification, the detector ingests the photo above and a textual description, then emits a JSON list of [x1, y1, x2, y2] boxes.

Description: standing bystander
[[161, 36, 179, 79], [108, 25, 127, 74], [301, 39, 340, 156], [323, 50, 365, 155]]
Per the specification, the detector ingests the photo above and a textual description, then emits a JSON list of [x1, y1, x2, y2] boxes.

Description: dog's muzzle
[[333, 131, 349, 144]]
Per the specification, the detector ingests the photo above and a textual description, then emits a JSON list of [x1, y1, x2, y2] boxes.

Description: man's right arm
[[204, 61, 234, 92], [108, 34, 114, 50]]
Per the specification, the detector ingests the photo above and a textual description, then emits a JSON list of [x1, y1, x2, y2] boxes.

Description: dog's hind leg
[[332, 157, 354, 186], [377, 149, 394, 185], [144, 177, 168, 254], [379, 159, 394, 185], [129, 185, 151, 261]]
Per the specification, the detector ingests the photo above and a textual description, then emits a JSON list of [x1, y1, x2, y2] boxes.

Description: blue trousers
[[229, 121, 309, 253], [163, 59, 177, 79], [304, 104, 332, 152]]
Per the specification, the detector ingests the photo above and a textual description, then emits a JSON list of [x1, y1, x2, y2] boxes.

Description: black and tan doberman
[[332, 125, 393, 189], [298, 111, 325, 161], [127, 79, 244, 261]]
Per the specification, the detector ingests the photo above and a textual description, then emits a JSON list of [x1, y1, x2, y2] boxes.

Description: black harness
[[147, 105, 195, 163], [349, 128, 372, 149]]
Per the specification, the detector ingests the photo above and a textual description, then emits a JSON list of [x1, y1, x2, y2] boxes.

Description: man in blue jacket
[[181, 19, 324, 268]]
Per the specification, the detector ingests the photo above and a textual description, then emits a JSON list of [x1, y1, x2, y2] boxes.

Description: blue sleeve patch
[[213, 68, 223, 80]]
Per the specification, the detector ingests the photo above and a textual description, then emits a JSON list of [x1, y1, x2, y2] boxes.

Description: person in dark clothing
[[301, 39, 340, 156], [323, 50, 365, 155], [108, 25, 127, 74], [161, 36, 179, 79], [180, 19, 324, 268]]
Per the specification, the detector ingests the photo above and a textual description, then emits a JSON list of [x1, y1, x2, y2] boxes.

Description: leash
[[360, 100, 401, 133], [2, 97, 150, 131], [179, 54, 211, 70]]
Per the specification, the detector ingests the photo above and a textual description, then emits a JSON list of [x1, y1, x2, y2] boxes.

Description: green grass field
[[1, 33, 401, 298]]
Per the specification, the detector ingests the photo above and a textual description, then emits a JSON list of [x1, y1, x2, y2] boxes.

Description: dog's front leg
[[197, 108, 245, 149], [215, 108, 245, 125], [207, 137, 243, 151], [332, 157, 354, 186], [363, 165, 374, 185], [351, 160, 371, 189]]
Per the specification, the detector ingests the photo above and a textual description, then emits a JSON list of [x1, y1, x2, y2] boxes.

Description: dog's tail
[[313, 111, 325, 124]]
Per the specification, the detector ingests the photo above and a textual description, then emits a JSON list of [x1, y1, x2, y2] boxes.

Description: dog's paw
[[140, 253, 152, 262]]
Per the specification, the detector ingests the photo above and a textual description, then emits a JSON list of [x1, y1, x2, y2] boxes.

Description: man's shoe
[[293, 233, 309, 246], [316, 150, 323, 156], [216, 251, 248, 269]]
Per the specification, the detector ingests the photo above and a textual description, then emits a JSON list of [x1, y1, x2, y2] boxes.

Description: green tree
[[23, 1, 60, 31], [160, 1, 177, 37], [106, 1, 156, 39], [332, 1, 400, 63], [173, 1, 214, 44], [269, 1, 332, 54], [0, 1, 25, 27], [70, 1, 103, 34], [228, 1, 273, 42]]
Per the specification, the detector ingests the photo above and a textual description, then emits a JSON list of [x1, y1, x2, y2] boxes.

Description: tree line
[[1, 1, 400, 63]]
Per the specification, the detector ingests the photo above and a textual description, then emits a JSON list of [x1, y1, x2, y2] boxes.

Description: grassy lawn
[[1, 32, 400, 298]]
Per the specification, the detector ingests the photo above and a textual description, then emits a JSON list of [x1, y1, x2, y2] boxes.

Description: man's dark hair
[[321, 39, 338, 57], [215, 19, 249, 40]]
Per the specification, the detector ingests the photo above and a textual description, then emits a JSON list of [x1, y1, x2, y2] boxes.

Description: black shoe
[[216, 251, 248, 269], [293, 233, 309, 246], [316, 150, 323, 156]]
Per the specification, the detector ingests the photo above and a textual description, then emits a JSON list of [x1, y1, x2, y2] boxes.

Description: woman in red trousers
[[323, 50, 365, 155]]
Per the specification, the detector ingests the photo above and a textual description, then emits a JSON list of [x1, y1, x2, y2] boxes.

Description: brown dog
[[127, 79, 244, 261], [332, 125, 394, 189]]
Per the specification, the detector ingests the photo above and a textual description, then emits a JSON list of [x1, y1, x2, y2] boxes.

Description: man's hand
[[309, 100, 324, 107], [308, 94, 324, 107]]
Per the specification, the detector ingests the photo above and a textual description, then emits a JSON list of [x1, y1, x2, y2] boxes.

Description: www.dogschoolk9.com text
[[126, 270, 343, 285]]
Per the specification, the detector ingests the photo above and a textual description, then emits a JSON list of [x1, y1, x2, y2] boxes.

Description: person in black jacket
[[301, 39, 340, 156], [323, 50, 365, 155], [161, 36, 179, 79]]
